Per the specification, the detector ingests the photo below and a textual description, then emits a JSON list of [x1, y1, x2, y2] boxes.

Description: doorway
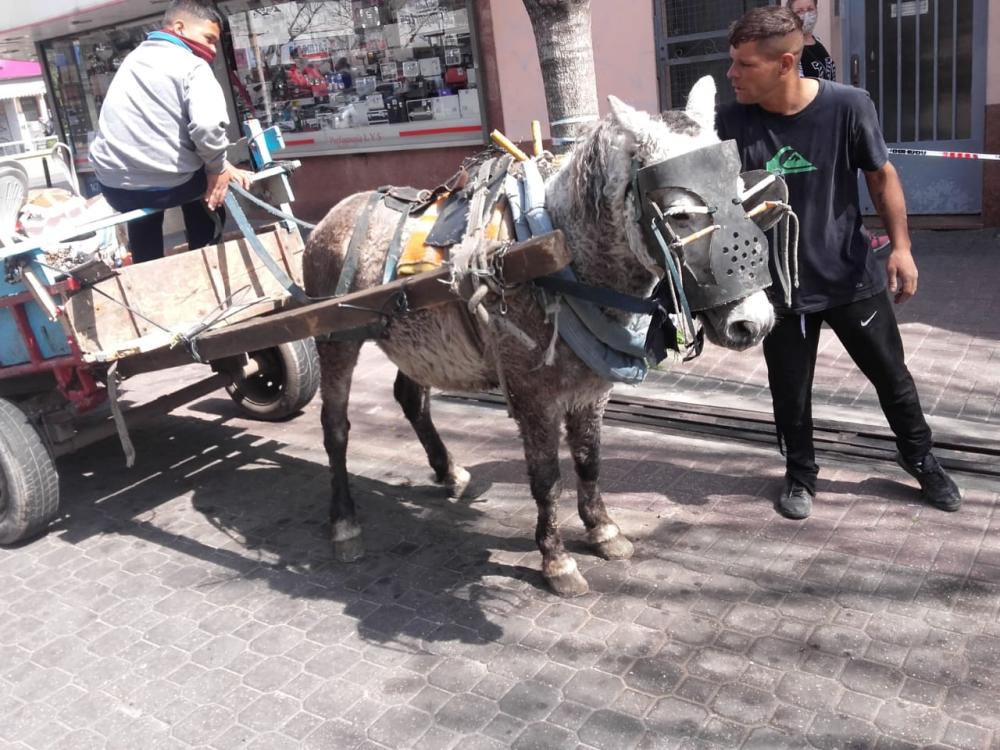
[[845, 0, 987, 214]]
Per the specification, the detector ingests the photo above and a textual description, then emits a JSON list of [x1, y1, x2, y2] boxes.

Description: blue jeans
[[99, 170, 224, 263]]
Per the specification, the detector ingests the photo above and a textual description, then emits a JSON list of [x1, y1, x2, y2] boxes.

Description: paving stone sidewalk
[[1, 231, 999, 750], [640, 229, 1000, 430]]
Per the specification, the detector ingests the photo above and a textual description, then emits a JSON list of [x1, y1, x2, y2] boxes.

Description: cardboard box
[[458, 89, 480, 118], [431, 94, 460, 121], [418, 57, 442, 77]]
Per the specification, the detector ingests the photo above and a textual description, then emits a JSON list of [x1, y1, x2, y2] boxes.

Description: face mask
[[799, 10, 818, 35], [177, 32, 217, 65], [154, 27, 217, 65]]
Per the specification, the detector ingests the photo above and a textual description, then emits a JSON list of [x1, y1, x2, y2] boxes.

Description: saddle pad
[[397, 195, 450, 276], [397, 197, 506, 277]]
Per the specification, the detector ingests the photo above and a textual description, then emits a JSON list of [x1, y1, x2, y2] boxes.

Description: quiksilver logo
[[765, 146, 817, 176]]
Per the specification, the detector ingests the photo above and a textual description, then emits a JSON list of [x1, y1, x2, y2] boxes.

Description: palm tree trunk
[[521, 0, 599, 154]]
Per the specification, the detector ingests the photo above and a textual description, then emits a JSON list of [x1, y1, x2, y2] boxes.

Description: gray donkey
[[302, 77, 776, 596]]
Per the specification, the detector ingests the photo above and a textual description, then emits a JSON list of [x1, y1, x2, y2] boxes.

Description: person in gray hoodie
[[90, 0, 251, 262]]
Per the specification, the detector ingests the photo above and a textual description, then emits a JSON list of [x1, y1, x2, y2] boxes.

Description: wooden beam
[[119, 230, 569, 375]]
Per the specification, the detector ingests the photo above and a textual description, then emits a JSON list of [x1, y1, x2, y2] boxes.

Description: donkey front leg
[[512, 403, 589, 597], [317, 339, 366, 562], [393, 370, 470, 497], [565, 401, 634, 560]]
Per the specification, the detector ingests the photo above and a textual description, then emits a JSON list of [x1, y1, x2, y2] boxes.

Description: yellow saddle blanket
[[396, 195, 507, 277]]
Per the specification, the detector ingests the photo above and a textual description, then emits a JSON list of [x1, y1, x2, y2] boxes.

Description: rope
[[172, 286, 271, 361], [773, 203, 800, 307]]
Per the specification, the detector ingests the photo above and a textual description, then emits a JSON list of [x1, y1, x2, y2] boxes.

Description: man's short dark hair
[[729, 5, 804, 59], [164, 0, 223, 28], [729, 6, 803, 53]]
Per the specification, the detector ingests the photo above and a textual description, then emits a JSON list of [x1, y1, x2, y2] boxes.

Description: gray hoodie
[[89, 38, 231, 189]]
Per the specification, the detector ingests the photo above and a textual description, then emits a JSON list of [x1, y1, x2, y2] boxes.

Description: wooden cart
[[0, 194, 568, 544]]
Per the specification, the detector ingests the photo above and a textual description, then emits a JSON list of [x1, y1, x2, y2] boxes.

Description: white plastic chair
[[0, 160, 29, 247]]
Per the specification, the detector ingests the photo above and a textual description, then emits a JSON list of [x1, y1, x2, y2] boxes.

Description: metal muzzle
[[634, 140, 786, 311]]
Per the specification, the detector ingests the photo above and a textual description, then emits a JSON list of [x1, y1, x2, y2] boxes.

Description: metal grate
[[654, 0, 776, 110], [865, 0, 974, 143]]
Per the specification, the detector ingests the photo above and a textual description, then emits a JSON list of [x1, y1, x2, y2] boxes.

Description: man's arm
[[864, 160, 917, 304], [187, 66, 252, 210]]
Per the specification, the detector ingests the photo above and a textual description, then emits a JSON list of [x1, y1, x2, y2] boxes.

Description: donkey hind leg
[[393, 371, 471, 497], [318, 339, 366, 562], [565, 402, 634, 561], [514, 405, 589, 597]]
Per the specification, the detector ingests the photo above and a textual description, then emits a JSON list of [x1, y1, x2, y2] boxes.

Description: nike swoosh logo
[[861, 312, 878, 327]]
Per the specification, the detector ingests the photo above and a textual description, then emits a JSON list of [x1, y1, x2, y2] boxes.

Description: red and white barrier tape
[[889, 147, 1000, 162]]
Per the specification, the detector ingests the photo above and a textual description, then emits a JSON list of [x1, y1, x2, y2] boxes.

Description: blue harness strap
[[223, 191, 310, 305]]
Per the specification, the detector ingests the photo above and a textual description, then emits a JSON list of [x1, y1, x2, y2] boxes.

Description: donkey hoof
[[594, 534, 634, 561], [546, 570, 590, 597], [332, 535, 365, 563], [443, 466, 471, 498], [543, 557, 589, 597]]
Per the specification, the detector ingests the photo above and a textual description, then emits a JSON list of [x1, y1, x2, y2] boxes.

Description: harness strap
[[224, 192, 310, 305], [379, 166, 470, 214], [336, 191, 382, 297], [648, 217, 701, 357], [228, 182, 317, 230], [534, 274, 658, 315], [480, 156, 514, 224], [382, 204, 412, 285]]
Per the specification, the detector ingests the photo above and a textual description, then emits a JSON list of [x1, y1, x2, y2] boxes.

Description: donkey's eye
[[669, 211, 691, 222]]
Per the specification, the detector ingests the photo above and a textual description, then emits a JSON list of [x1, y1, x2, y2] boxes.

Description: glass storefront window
[[41, 16, 160, 175], [220, 0, 485, 155]]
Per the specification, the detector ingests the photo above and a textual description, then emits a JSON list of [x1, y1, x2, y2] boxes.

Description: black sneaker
[[895, 451, 962, 512], [776, 478, 814, 520]]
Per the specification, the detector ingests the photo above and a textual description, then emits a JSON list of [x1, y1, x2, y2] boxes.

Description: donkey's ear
[[684, 75, 717, 133], [608, 95, 636, 124], [607, 95, 649, 138]]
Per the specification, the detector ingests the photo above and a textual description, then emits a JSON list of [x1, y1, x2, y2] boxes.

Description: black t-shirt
[[800, 38, 836, 80], [716, 80, 889, 314]]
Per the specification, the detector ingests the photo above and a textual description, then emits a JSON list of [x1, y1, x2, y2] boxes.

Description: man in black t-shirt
[[716, 6, 960, 520]]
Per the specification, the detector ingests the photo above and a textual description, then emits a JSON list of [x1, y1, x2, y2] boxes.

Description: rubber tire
[[0, 398, 60, 545], [225, 338, 320, 422]]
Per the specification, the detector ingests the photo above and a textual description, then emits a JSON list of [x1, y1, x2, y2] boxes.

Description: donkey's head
[[555, 77, 775, 351]]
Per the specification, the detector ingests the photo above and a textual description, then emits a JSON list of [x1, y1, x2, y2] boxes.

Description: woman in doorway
[[788, 0, 836, 81]]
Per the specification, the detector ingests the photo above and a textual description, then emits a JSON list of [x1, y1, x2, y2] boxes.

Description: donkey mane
[[562, 107, 703, 235]]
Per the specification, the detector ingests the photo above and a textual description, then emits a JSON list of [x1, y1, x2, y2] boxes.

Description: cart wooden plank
[[117, 230, 570, 375], [62, 224, 305, 362]]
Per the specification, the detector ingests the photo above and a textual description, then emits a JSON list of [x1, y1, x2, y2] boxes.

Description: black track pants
[[762, 291, 933, 493]]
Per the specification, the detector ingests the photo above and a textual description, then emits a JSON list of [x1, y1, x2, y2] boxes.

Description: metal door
[[845, 0, 987, 214]]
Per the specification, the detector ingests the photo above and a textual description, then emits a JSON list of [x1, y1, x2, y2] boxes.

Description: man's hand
[[886, 246, 918, 304], [204, 164, 253, 211], [864, 162, 916, 304]]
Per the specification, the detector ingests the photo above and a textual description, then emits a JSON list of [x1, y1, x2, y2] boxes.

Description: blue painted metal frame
[[0, 208, 156, 368]]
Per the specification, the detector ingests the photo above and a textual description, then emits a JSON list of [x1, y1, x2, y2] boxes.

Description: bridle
[[628, 139, 799, 354]]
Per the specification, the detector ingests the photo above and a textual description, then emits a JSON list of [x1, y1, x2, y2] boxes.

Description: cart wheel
[[225, 338, 320, 422], [0, 398, 60, 545]]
